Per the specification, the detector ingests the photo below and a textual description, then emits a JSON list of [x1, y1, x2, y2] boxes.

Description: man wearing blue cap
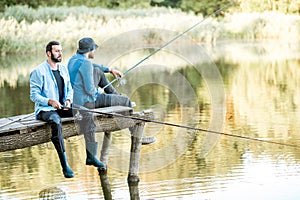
[[67, 37, 156, 169], [68, 37, 133, 109]]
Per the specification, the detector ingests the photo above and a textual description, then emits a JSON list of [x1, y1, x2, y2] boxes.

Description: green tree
[[0, 0, 298, 14], [238, 0, 300, 14], [149, 0, 235, 16], [150, 0, 182, 8], [180, 0, 234, 16]]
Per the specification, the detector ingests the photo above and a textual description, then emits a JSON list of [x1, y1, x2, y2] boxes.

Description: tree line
[[1, 0, 299, 15]]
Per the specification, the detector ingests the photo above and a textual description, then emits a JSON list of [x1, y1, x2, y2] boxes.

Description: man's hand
[[48, 99, 62, 109], [64, 100, 71, 110], [109, 68, 124, 78]]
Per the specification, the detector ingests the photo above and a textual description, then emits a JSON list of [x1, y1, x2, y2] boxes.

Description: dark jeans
[[92, 64, 132, 108], [37, 109, 73, 153], [78, 67, 132, 140], [80, 93, 132, 140], [93, 66, 117, 94]]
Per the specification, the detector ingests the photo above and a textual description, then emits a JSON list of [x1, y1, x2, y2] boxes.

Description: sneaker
[[141, 136, 157, 145]]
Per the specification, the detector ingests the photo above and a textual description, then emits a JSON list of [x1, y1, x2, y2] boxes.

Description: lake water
[[1, 40, 300, 200]]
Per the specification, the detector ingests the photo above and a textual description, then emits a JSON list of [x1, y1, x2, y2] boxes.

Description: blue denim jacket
[[68, 54, 108, 106], [30, 61, 73, 117]]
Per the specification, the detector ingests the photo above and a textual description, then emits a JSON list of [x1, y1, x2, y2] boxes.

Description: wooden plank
[[0, 114, 35, 133], [0, 106, 153, 152], [0, 106, 133, 135]]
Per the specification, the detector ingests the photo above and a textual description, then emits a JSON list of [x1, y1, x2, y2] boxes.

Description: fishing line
[[70, 105, 298, 149], [102, 2, 234, 90]]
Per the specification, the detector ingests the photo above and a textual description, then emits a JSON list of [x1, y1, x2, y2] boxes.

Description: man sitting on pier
[[29, 41, 105, 178], [67, 37, 156, 145]]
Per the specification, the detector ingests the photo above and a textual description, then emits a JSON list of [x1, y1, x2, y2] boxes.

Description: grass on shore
[[0, 5, 299, 55]]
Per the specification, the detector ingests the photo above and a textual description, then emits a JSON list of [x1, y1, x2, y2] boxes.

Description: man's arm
[[29, 70, 49, 106], [93, 63, 124, 78], [81, 61, 97, 97], [30, 70, 62, 109], [93, 63, 110, 73]]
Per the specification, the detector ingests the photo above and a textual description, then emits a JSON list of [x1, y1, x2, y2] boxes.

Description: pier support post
[[99, 132, 113, 199], [100, 131, 112, 165], [127, 122, 144, 183]]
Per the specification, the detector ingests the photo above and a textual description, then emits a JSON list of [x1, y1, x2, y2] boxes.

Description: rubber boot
[[86, 142, 106, 170], [58, 152, 74, 178]]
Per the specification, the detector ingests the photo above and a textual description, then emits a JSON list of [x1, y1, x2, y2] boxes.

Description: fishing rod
[[0, 112, 35, 129], [102, 2, 234, 90], [68, 105, 298, 149]]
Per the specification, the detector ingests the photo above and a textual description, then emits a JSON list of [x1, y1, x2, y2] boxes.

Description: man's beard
[[51, 54, 62, 63]]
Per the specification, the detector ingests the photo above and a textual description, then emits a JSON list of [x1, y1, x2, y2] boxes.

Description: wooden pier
[[0, 106, 154, 183]]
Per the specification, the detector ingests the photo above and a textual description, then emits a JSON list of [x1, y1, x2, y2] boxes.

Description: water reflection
[[1, 41, 300, 199], [0, 81, 33, 117], [99, 170, 113, 200], [98, 169, 141, 200]]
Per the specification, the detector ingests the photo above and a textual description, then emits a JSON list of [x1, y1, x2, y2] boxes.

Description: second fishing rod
[[102, 2, 233, 90]]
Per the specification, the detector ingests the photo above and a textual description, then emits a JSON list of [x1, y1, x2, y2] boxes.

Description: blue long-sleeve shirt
[[68, 53, 109, 106], [30, 61, 73, 117]]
